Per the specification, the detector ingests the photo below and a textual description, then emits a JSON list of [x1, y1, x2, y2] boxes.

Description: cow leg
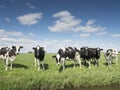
[[116, 55, 118, 65], [73, 60, 76, 68], [78, 59, 81, 68], [37, 59, 40, 71], [42, 60, 45, 70], [4, 59, 6, 67], [5, 58, 9, 71], [61, 58, 65, 71], [108, 57, 112, 66], [108, 60, 112, 66], [88, 61, 91, 69], [63, 62, 65, 71], [10, 56, 15, 70], [34, 58, 37, 67], [95, 59, 99, 67], [10, 61, 13, 70], [84, 60, 87, 66]]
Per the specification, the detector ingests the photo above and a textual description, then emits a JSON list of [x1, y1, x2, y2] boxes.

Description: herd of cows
[[0, 45, 119, 71]]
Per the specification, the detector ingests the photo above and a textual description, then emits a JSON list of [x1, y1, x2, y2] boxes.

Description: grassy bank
[[0, 53, 120, 90]]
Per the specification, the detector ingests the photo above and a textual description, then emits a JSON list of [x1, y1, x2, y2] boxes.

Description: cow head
[[56, 48, 65, 65], [92, 48, 103, 58], [112, 49, 118, 55], [33, 45, 44, 56], [84, 46, 89, 56], [96, 48, 103, 56], [12, 46, 23, 54]]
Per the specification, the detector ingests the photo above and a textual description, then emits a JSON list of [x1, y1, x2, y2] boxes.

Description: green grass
[[0, 53, 120, 90]]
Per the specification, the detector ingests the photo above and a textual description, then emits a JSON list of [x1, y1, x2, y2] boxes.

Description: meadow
[[0, 53, 120, 90]]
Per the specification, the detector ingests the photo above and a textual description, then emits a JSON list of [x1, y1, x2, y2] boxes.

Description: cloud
[[5, 18, 11, 22], [0, 29, 119, 53], [48, 10, 106, 34], [17, 13, 43, 25], [112, 34, 120, 37], [0, 29, 24, 38], [0, 29, 39, 52], [97, 31, 107, 36], [38, 39, 81, 53], [28, 33, 35, 37], [76, 20, 106, 33], [80, 33, 90, 37], [48, 10, 82, 32], [26, 2, 36, 9]]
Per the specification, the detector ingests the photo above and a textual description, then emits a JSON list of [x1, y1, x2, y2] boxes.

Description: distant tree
[[28, 51, 33, 53]]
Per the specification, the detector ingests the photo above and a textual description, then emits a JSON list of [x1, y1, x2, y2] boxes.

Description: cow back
[[0, 48, 8, 56]]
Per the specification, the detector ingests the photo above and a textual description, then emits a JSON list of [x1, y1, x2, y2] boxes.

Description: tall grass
[[0, 53, 120, 90]]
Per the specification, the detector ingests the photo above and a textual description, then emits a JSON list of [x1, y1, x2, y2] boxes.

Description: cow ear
[[41, 47, 44, 50], [20, 46, 23, 48], [12, 46, 15, 48], [33, 47, 35, 49], [100, 49, 103, 51]]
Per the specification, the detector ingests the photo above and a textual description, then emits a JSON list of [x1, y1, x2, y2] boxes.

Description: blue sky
[[0, 0, 120, 52]]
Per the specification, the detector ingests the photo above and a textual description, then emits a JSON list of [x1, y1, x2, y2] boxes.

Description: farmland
[[0, 53, 120, 90]]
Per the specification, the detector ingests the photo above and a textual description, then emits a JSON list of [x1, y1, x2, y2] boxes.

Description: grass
[[0, 53, 120, 90]]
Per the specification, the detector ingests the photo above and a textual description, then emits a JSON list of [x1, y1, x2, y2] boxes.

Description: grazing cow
[[33, 46, 45, 71], [0, 46, 23, 71], [104, 49, 118, 66], [80, 46, 103, 68], [55, 47, 81, 71]]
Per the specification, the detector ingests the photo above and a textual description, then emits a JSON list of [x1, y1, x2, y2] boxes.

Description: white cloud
[[48, 10, 106, 34], [28, 33, 35, 37], [86, 19, 95, 25], [0, 29, 39, 52], [48, 10, 82, 32], [5, 18, 10, 22], [97, 31, 107, 36], [80, 33, 90, 37], [0, 29, 119, 53], [0, 29, 24, 38], [112, 34, 120, 37], [38, 39, 81, 53], [27, 2, 36, 9], [17, 13, 42, 25]]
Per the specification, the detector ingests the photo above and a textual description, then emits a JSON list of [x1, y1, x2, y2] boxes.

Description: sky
[[0, 0, 120, 53]]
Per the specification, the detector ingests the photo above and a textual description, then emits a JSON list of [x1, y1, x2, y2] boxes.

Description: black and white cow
[[80, 46, 103, 68], [0, 46, 23, 71], [80, 46, 90, 68], [33, 46, 45, 71], [104, 49, 118, 66], [55, 47, 81, 71], [90, 48, 103, 66]]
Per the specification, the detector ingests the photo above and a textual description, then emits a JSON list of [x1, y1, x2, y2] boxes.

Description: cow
[[33, 46, 45, 71], [55, 47, 81, 71], [80, 46, 103, 68], [104, 49, 118, 66], [90, 48, 103, 66], [80, 46, 90, 68], [0, 46, 23, 71]]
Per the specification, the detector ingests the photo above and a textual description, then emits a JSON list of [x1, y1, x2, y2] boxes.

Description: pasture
[[0, 53, 120, 90]]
